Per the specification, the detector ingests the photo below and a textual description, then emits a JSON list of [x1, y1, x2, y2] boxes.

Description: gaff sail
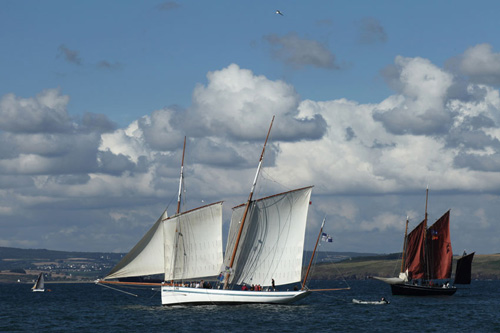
[[165, 202, 224, 281], [426, 210, 453, 280], [404, 220, 426, 280], [104, 202, 223, 281], [223, 186, 313, 287]]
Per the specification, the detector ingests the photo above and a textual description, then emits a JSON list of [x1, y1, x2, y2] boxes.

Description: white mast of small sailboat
[[223, 116, 275, 289]]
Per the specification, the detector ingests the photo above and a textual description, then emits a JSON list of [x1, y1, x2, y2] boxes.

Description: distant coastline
[[1, 246, 498, 283], [0, 246, 123, 284]]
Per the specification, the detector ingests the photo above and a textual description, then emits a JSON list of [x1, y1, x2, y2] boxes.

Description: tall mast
[[424, 186, 429, 227], [423, 186, 429, 280], [301, 217, 325, 290], [176, 136, 186, 215], [223, 116, 275, 289], [171, 136, 186, 285], [400, 216, 409, 273]]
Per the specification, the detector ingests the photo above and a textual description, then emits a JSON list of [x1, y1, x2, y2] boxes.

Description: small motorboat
[[352, 298, 390, 305]]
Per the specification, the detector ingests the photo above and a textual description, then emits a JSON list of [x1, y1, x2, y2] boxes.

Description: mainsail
[[403, 220, 426, 280], [223, 186, 313, 287], [165, 203, 224, 281], [105, 203, 223, 281], [426, 210, 452, 280]]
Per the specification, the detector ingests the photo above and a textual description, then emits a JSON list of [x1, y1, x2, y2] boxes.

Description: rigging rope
[[305, 237, 351, 291], [332, 262, 351, 290], [260, 168, 292, 193], [166, 191, 176, 215], [96, 282, 138, 297], [149, 288, 159, 299]]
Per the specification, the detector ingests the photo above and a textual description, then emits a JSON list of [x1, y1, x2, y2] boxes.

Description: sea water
[[1, 280, 499, 332]]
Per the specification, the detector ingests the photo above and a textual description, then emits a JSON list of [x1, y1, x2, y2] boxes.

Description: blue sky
[[6, 0, 497, 125], [1, 1, 500, 256]]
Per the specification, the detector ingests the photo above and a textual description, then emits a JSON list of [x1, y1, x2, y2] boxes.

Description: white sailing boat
[[32, 273, 45, 292], [99, 118, 326, 305], [159, 185, 314, 305]]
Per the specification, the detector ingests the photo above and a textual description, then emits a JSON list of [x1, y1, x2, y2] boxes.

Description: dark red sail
[[426, 210, 452, 280], [404, 220, 426, 279]]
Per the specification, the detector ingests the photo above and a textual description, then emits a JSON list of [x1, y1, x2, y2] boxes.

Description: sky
[[1, 0, 500, 255]]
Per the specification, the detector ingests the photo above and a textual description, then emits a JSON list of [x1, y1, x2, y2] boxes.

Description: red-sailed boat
[[375, 189, 474, 296]]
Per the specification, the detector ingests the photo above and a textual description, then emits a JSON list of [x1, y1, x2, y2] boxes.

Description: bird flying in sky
[[276, 10, 284, 16]]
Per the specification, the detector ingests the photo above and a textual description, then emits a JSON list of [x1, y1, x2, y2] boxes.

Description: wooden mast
[[223, 116, 275, 289], [171, 136, 186, 286], [424, 186, 429, 227], [301, 217, 325, 290], [176, 136, 186, 215], [400, 216, 409, 273], [423, 186, 429, 281]]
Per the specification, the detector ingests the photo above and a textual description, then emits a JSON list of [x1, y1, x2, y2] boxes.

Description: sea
[[1, 280, 499, 332]]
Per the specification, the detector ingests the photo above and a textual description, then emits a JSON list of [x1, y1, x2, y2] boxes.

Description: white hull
[[32, 288, 45, 292], [161, 286, 311, 306]]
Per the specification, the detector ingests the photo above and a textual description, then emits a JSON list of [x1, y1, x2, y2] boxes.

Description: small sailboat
[[98, 117, 342, 305], [32, 273, 45, 292], [374, 188, 474, 296]]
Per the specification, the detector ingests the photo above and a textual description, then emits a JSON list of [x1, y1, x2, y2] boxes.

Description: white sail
[[32, 273, 45, 291], [38, 273, 45, 290], [224, 186, 313, 287], [105, 202, 223, 281], [105, 210, 169, 280], [165, 202, 224, 281]]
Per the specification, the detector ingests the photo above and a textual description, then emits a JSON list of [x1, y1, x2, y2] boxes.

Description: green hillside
[[312, 254, 500, 280]]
